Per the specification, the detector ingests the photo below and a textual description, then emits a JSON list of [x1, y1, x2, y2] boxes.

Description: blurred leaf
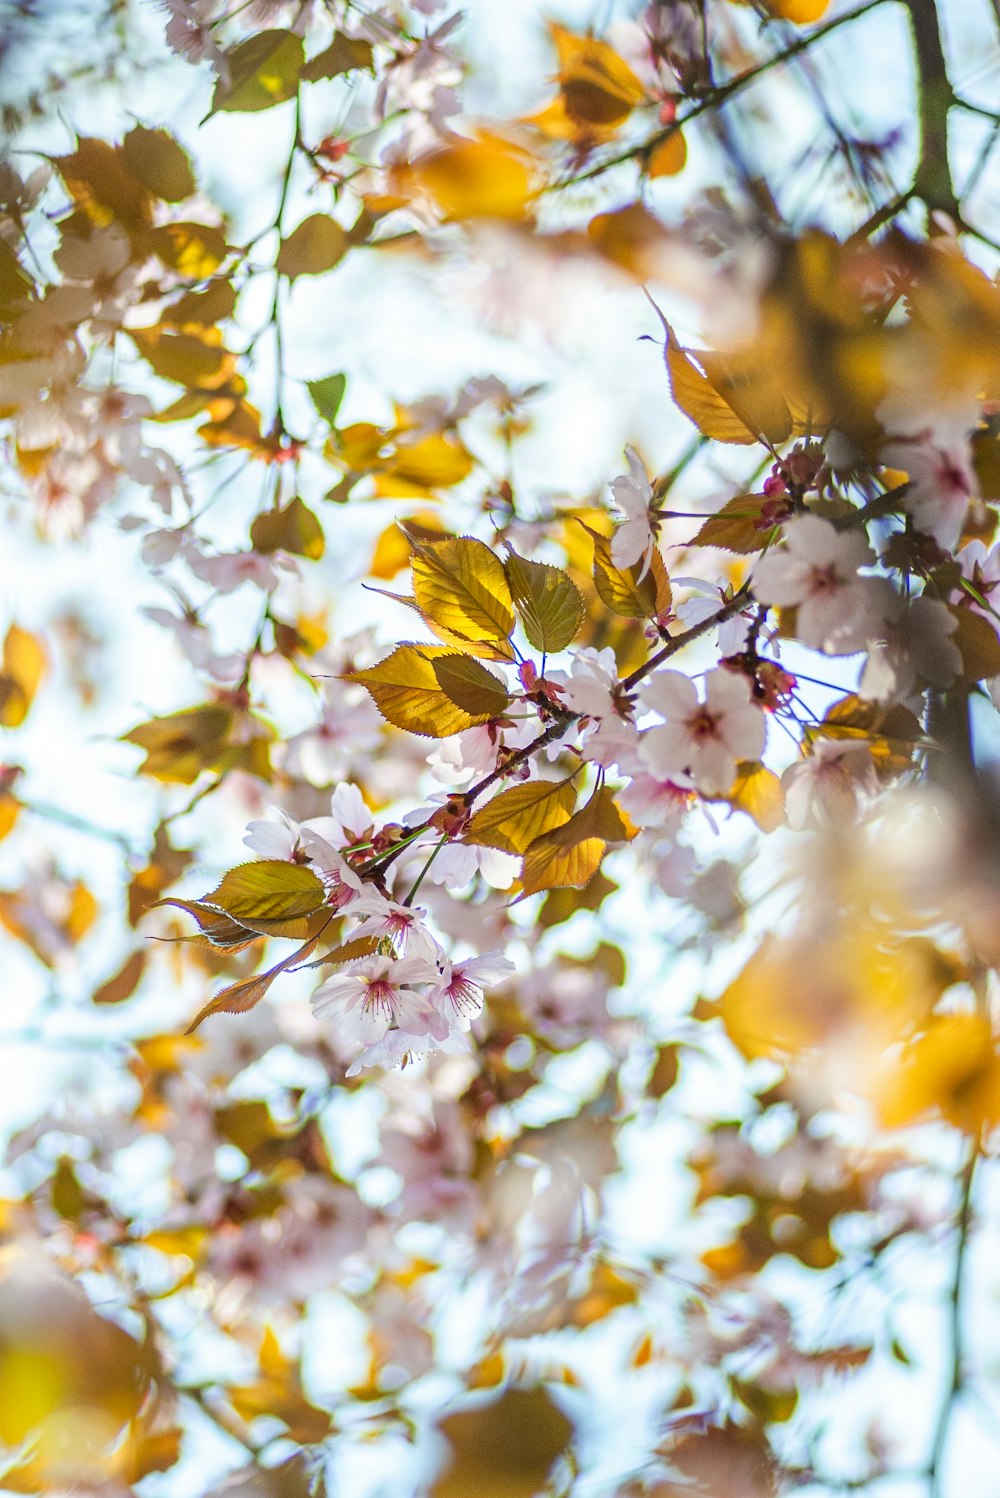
[[53, 136, 152, 227], [212, 31, 304, 113], [0, 624, 46, 727], [302, 32, 373, 80], [226, 1326, 332, 1443], [647, 130, 687, 177], [93, 949, 147, 1005], [307, 372, 347, 425], [433, 1386, 573, 1498], [122, 126, 196, 201], [948, 604, 1000, 684], [276, 214, 348, 279], [398, 131, 535, 221], [147, 221, 227, 277], [251, 497, 325, 559]]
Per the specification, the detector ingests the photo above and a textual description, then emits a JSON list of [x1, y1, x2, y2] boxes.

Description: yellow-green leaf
[[212, 30, 304, 113], [301, 32, 374, 81], [146, 221, 227, 278], [411, 536, 515, 659], [580, 522, 672, 619], [504, 548, 586, 653], [433, 1387, 573, 1498], [692, 494, 773, 553], [520, 785, 632, 895], [206, 860, 327, 927], [347, 644, 500, 737], [276, 213, 348, 279], [122, 126, 196, 201], [251, 497, 325, 559], [465, 777, 578, 854], [430, 653, 510, 717]]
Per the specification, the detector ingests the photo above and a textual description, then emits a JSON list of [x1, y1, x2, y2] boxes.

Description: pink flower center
[[688, 708, 722, 743], [807, 563, 842, 596], [363, 978, 397, 1020]]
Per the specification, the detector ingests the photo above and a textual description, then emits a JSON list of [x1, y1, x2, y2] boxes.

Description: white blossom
[[639, 667, 765, 795], [752, 513, 891, 654], [609, 445, 659, 578]]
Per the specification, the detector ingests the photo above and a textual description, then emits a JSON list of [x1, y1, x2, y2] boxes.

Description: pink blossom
[[882, 436, 976, 553], [782, 740, 877, 830], [955, 539, 1000, 625], [752, 513, 891, 654], [859, 594, 961, 705], [428, 949, 515, 1031], [348, 887, 443, 963], [639, 667, 765, 795], [610, 445, 659, 578], [311, 953, 443, 1049]]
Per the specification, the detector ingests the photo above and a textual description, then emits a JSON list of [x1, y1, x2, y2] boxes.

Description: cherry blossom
[[782, 740, 878, 830], [243, 807, 303, 860], [955, 539, 1000, 627], [348, 887, 444, 962], [859, 594, 961, 705], [311, 953, 444, 1052], [609, 445, 660, 577], [429, 950, 515, 1030], [752, 513, 891, 654], [639, 667, 765, 795], [882, 435, 977, 552]]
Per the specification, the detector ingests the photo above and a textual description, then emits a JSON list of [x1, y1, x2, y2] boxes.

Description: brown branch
[[362, 588, 754, 878], [905, 0, 959, 220]]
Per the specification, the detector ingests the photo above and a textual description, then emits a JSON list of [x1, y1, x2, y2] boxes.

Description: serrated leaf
[[206, 860, 327, 926], [411, 536, 515, 658], [301, 32, 373, 80], [520, 785, 632, 896], [691, 494, 773, 553], [122, 126, 196, 201], [277, 213, 348, 279], [347, 644, 500, 737], [504, 548, 586, 653], [307, 372, 346, 425], [652, 306, 791, 446], [186, 935, 318, 1033], [430, 653, 510, 717], [251, 497, 325, 559], [212, 30, 304, 113], [465, 778, 578, 854], [156, 898, 263, 951], [580, 521, 671, 619]]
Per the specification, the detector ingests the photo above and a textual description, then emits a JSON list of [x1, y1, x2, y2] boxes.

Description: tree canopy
[[2, 0, 1000, 1493]]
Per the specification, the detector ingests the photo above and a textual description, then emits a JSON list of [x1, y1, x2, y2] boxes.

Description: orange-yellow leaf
[[465, 778, 578, 855], [411, 536, 515, 658]]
